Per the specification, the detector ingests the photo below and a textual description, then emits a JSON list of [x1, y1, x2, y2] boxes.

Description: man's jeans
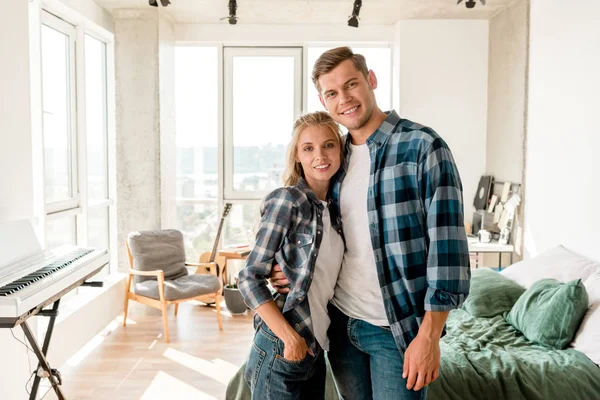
[[327, 303, 427, 400], [244, 321, 326, 400]]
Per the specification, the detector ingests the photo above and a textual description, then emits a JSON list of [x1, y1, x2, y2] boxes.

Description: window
[[175, 46, 219, 261], [39, 11, 115, 279], [223, 47, 302, 200], [84, 33, 111, 278], [41, 14, 78, 213]]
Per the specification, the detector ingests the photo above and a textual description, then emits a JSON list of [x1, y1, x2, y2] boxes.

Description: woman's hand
[[282, 334, 313, 362]]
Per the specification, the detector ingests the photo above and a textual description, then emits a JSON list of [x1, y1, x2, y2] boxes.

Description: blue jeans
[[327, 303, 428, 400], [244, 322, 326, 400]]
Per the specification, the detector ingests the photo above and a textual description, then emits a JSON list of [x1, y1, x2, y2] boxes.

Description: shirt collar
[[365, 110, 401, 146], [295, 177, 327, 208]]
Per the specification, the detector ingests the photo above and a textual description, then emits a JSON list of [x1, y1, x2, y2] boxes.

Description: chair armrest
[[186, 262, 219, 277], [128, 268, 165, 278]]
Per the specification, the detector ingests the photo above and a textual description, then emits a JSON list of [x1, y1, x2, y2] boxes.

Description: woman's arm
[[255, 301, 313, 361], [238, 188, 312, 361]]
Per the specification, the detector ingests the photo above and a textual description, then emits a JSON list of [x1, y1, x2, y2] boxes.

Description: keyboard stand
[[22, 299, 65, 400]]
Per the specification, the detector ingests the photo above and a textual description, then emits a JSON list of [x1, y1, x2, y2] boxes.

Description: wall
[[398, 20, 489, 223], [524, 0, 600, 261], [159, 14, 177, 230], [0, 3, 38, 399], [0, 2, 35, 223], [487, 0, 528, 183], [114, 9, 162, 270]]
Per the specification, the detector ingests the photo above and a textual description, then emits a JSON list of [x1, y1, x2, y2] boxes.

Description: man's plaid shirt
[[238, 179, 344, 354], [331, 110, 471, 351]]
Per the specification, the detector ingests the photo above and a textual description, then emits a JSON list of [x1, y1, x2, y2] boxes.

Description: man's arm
[[404, 137, 471, 391]]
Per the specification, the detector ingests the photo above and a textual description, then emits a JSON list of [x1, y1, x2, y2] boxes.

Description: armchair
[[124, 229, 223, 342]]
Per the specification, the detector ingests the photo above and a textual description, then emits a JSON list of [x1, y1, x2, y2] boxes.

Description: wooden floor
[[44, 300, 254, 400]]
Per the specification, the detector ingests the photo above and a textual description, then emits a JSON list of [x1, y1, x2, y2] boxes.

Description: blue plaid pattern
[[331, 110, 471, 351], [238, 178, 344, 354]]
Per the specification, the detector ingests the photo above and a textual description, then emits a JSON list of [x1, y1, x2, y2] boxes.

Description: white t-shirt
[[307, 202, 344, 351], [331, 143, 388, 326]]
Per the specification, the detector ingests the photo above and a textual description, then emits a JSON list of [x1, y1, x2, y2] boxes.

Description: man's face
[[317, 59, 378, 132]]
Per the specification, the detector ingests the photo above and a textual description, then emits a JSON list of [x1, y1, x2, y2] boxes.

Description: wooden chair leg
[[161, 302, 170, 343], [174, 303, 179, 316], [215, 292, 223, 331], [123, 274, 133, 327]]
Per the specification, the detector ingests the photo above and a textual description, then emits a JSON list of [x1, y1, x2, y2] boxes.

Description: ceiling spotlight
[[220, 0, 238, 25], [149, 0, 171, 6], [457, 0, 486, 8], [348, 0, 362, 28]]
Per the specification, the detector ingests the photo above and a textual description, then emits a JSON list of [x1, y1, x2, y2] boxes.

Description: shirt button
[[298, 296, 304, 302], [317, 231, 321, 235], [297, 240, 302, 244], [295, 323, 300, 328]]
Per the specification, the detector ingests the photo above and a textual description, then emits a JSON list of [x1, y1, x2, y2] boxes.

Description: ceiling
[[93, 0, 524, 25]]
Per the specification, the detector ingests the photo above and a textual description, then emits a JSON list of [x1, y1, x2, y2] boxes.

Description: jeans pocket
[[245, 342, 266, 391]]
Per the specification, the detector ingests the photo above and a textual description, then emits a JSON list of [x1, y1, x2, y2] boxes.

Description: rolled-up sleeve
[[238, 188, 296, 310], [419, 138, 471, 312]]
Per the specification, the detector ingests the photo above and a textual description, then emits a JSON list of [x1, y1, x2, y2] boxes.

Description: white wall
[[159, 14, 177, 230], [398, 20, 489, 223], [524, 0, 600, 261], [0, 2, 35, 222], [0, 3, 39, 399]]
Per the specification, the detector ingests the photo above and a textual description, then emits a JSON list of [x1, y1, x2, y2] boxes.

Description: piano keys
[[0, 219, 109, 400]]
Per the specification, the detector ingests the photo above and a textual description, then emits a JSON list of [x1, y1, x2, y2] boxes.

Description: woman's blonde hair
[[282, 111, 344, 186]]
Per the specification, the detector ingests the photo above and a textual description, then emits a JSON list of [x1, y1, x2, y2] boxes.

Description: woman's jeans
[[244, 322, 326, 400], [326, 303, 428, 400]]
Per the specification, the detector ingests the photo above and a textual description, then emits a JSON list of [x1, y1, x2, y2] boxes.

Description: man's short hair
[[311, 46, 369, 94]]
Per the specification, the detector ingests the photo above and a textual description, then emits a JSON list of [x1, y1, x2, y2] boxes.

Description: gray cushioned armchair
[[124, 229, 223, 342]]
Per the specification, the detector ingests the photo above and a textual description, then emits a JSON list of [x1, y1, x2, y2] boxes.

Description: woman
[[238, 111, 345, 399]]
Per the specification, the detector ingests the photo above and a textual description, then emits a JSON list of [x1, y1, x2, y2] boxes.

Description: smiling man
[[270, 47, 471, 399]]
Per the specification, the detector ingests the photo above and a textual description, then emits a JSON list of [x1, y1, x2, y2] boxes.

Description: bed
[[226, 245, 600, 400]]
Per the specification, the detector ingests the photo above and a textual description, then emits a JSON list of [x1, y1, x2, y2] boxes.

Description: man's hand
[[402, 332, 441, 391], [269, 264, 290, 294]]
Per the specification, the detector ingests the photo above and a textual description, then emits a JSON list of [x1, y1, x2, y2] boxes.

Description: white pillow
[[571, 272, 600, 365], [500, 245, 600, 288]]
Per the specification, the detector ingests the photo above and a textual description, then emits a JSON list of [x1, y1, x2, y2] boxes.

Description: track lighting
[[149, 0, 171, 6], [348, 0, 362, 28], [457, 0, 486, 8], [221, 0, 238, 25]]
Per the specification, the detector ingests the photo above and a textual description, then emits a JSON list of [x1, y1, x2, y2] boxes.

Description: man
[[269, 46, 470, 399]]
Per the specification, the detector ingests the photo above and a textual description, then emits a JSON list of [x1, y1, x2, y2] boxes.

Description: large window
[[40, 11, 114, 278], [174, 46, 219, 261], [175, 44, 391, 260]]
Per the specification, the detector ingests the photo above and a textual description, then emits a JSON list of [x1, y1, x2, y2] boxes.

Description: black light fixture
[[457, 0, 486, 8], [348, 0, 362, 28], [149, 0, 171, 6], [221, 0, 238, 25]]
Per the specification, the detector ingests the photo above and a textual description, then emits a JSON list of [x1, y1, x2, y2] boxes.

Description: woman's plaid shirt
[[331, 110, 471, 351], [238, 179, 344, 354]]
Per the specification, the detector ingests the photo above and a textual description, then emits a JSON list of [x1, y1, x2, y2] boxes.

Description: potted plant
[[223, 275, 248, 315]]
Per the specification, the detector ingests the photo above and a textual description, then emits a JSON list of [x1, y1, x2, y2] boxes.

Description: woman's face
[[295, 125, 341, 187]]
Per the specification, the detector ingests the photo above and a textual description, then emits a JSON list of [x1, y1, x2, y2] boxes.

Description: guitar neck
[[209, 203, 232, 263]]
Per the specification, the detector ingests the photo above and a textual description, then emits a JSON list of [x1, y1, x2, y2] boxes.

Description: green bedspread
[[429, 309, 600, 400], [226, 310, 600, 400]]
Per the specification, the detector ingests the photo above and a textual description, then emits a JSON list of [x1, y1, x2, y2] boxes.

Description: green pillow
[[506, 278, 589, 349], [462, 268, 525, 318]]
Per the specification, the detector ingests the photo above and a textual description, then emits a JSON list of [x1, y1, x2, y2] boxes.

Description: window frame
[[223, 46, 303, 201], [40, 11, 80, 215]]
